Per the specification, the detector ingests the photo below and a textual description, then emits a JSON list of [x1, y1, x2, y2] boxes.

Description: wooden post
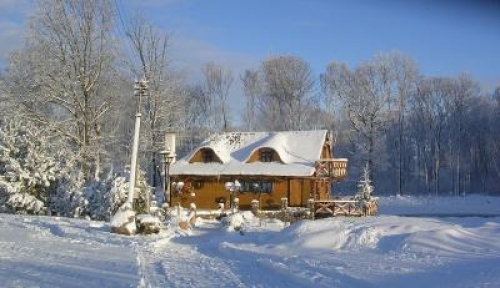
[[308, 198, 315, 220]]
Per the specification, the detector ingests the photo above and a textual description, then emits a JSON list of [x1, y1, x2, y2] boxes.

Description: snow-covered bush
[[0, 118, 151, 220], [0, 119, 60, 214], [5, 193, 45, 214], [51, 170, 136, 221]]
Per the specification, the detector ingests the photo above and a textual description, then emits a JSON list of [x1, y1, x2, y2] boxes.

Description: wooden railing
[[314, 158, 348, 180], [313, 198, 379, 218]]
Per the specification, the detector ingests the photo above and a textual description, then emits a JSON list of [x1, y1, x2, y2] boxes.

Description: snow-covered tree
[[356, 164, 374, 200], [3, 0, 122, 181], [0, 119, 60, 214]]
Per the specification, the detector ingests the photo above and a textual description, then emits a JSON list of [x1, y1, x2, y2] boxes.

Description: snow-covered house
[[168, 130, 348, 210]]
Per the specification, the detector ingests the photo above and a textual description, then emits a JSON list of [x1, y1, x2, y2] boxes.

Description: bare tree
[[125, 14, 185, 187], [446, 74, 478, 196], [384, 53, 418, 195], [412, 77, 454, 194], [260, 55, 315, 131], [4, 0, 119, 180], [323, 55, 399, 182], [202, 62, 234, 132], [241, 69, 261, 131]]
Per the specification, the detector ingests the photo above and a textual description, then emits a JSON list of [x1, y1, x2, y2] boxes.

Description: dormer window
[[260, 149, 274, 162], [189, 147, 222, 163], [203, 149, 215, 163], [245, 147, 282, 163]]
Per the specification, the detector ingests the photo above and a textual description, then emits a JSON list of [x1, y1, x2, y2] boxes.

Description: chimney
[[165, 132, 176, 163]]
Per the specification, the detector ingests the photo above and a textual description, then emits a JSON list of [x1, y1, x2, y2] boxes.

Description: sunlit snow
[[1, 195, 499, 288]]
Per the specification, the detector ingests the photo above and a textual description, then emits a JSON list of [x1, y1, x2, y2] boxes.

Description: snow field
[[0, 195, 499, 287]]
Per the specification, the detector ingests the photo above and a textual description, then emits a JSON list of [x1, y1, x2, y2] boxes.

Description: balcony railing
[[314, 158, 348, 180]]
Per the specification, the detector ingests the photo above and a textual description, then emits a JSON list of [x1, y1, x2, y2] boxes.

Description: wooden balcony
[[314, 158, 348, 180]]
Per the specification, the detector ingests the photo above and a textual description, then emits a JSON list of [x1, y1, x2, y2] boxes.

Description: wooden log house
[[168, 130, 348, 210]]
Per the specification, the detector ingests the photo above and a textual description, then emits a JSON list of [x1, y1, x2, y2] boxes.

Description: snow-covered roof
[[170, 130, 328, 177]]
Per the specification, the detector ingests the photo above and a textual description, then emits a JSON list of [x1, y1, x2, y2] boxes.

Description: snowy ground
[[1, 195, 500, 288]]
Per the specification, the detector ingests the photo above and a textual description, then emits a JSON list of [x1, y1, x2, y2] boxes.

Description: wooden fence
[[313, 198, 379, 218]]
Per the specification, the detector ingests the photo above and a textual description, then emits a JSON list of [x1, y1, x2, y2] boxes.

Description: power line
[[113, 0, 137, 76]]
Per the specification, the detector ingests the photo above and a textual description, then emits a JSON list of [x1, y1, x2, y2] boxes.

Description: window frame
[[260, 149, 274, 162], [240, 181, 273, 194], [203, 149, 215, 163]]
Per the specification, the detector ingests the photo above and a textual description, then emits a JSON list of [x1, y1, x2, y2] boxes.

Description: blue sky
[[119, 0, 500, 89], [1, 1, 498, 96]]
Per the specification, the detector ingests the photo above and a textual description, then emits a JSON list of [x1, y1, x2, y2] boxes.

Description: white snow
[[1, 195, 500, 287], [110, 203, 136, 235]]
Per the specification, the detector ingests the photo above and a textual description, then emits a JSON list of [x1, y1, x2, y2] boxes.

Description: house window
[[260, 149, 274, 162], [203, 149, 215, 163], [193, 181, 203, 189], [240, 181, 273, 193]]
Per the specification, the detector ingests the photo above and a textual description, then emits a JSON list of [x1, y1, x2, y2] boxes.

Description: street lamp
[[159, 148, 175, 206]]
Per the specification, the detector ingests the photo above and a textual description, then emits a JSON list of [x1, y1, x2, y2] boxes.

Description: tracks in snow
[[137, 236, 245, 288]]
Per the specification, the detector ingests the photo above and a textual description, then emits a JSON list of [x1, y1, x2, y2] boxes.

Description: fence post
[[251, 199, 259, 216], [280, 197, 288, 211]]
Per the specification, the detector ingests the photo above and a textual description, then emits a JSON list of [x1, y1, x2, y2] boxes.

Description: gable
[[188, 147, 223, 163]]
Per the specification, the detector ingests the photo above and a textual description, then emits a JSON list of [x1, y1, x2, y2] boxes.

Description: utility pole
[[127, 79, 148, 205]]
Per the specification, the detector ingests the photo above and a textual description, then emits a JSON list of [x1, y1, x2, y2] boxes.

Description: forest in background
[[0, 0, 499, 218]]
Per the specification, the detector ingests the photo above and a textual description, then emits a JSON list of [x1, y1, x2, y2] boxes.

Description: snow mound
[[223, 211, 258, 232], [404, 221, 500, 256], [274, 218, 390, 250], [110, 203, 136, 235], [136, 214, 161, 224], [269, 216, 500, 256], [136, 214, 162, 234]]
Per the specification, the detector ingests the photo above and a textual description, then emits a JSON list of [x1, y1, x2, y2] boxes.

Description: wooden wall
[[169, 176, 320, 210]]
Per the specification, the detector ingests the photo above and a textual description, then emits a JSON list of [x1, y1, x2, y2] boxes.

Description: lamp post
[[159, 148, 175, 206]]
